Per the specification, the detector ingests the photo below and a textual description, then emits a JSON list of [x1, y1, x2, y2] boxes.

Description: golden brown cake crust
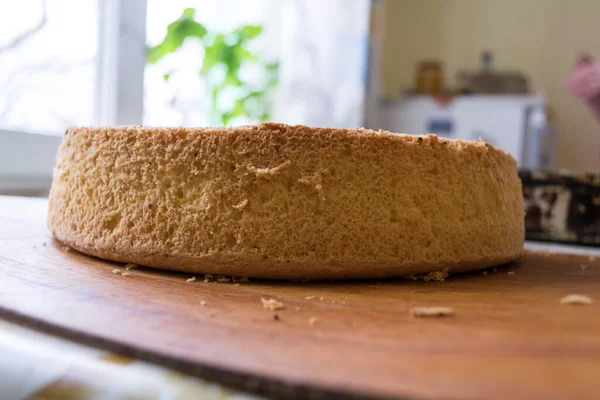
[[48, 123, 524, 279]]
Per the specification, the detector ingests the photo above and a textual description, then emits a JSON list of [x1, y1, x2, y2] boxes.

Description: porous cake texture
[[48, 123, 524, 279]]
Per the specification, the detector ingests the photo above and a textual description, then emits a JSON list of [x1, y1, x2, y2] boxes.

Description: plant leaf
[[201, 34, 225, 76], [147, 8, 207, 63], [235, 46, 258, 62], [266, 61, 279, 72], [235, 25, 263, 40]]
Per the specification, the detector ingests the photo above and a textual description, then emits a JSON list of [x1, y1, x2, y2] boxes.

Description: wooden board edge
[[0, 304, 406, 400]]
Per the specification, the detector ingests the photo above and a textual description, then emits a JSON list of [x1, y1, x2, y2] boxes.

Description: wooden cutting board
[[1, 195, 599, 400]]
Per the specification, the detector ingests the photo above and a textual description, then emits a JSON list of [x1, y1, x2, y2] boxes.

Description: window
[[0, 0, 371, 196], [0, 0, 98, 134], [0, 0, 98, 196]]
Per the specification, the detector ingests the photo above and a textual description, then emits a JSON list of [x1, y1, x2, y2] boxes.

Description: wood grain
[[1, 195, 599, 399]]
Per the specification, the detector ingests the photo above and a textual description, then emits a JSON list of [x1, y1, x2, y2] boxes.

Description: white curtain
[[274, 0, 371, 128]]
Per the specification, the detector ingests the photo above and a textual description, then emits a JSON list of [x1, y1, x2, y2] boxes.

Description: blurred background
[[2, 0, 600, 244]]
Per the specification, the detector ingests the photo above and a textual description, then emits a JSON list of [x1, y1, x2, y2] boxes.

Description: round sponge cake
[[48, 123, 524, 279]]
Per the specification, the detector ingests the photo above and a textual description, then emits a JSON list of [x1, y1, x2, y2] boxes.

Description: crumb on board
[[560, 294, 593, 305], [424, 268, 449, 282], [540, 250, 553, 258], [273, 313, 280, 321], [233, 283, 240, 287], [304, 296, 315, 300], [261, 297, 285, 311], [186, 276, 196, 283], [410, 306, 454, 318], [216, 276, 231, 283], [203, 273, 214, 283], [405, 268, 449, 282], [125, 263, 137, 270], [481, 271, 488, 275], [112, 269, 121, 274], [200, 300, 207, 306], [309, 316, 319, 326], [63, 246, 71, 253], [580, 265, 588, 271], [121, 271, 132, 277], [507, 271, 516, 275]]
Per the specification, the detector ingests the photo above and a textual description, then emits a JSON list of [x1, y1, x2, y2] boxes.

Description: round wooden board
[[1, 196, 599, 399]]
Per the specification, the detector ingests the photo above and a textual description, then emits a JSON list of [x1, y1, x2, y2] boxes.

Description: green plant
[[147, 8, 279, 126]]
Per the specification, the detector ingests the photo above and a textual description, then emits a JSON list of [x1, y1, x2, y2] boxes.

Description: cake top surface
[[65, 122, 515, 161]]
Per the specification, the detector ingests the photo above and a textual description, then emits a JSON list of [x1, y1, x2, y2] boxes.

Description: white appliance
[[375, 95, 555, 169]]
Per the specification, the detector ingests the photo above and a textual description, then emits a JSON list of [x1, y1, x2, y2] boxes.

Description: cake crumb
[[424, 268, 449, 282], [233, 283, 240, 287], [304, 296, 315, 300], [121, 272, 132, 277], [63, 246, 71, 253], [200, 300, 207, 306], [112, 269, 122, 274], [560, 294, 593, 305], [273, 313, 280, 321], [42, 242, 46, 246], [261, 297, 285, 311], [481, 271, 488, 275], [580, 265, 588, 271], [232, 199, 248, 210], [406, 268, 450, 282], [507, 271, 516, 275], [125, 263, 137, 270], [186, 276, 196, 283], [309, 316, 319, 326], [216, 276, 231, 283], [410, 306, 454, 318], [250, 160, 291, 178], [203, 273, 214, 283]]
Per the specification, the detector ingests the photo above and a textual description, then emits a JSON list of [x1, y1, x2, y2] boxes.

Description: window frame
[[0, 0, 147, 195]]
